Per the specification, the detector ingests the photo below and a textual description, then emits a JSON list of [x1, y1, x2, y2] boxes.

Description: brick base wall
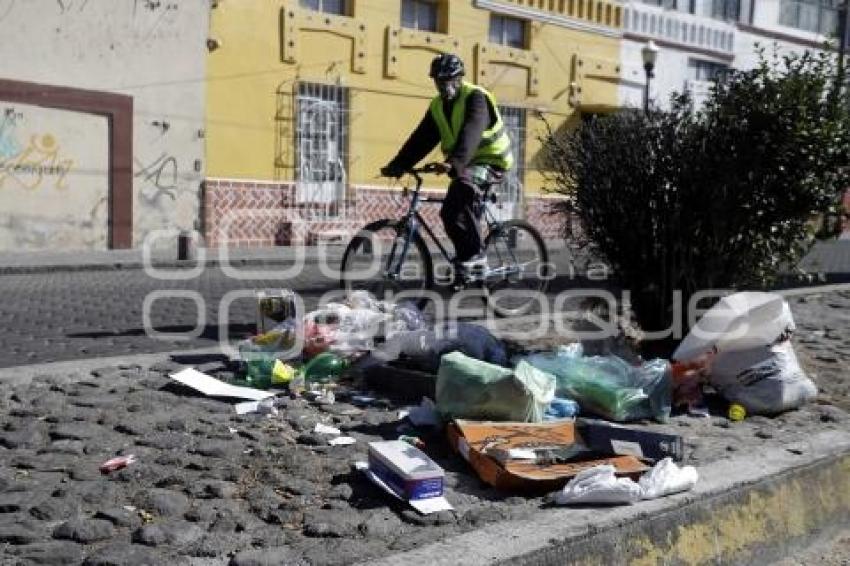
[[203, 178, 567, 248]]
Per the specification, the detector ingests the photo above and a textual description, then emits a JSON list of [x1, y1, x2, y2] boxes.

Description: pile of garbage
[[169, 289, 817, 513]]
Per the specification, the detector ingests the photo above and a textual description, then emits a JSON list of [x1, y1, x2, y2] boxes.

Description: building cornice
[[736, 23, 828, 51], [623, 32, 734, 62], [473, 0, 622, 39]]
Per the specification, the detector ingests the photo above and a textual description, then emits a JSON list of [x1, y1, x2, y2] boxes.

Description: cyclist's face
[[434, 77, 462, 102]]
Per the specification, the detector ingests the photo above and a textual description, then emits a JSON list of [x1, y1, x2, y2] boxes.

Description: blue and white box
[[367, 440, 445, 500]]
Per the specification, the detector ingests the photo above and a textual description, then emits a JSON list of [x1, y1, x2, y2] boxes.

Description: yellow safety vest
[[429, 82, 514, 171]]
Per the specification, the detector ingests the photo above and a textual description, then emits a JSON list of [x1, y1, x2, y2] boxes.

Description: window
[[495, 106, 525, 219], [779, 0, 839, 35], [401, 0, 439, 32], [689, 59, 729, 81], [489, 15, 526, 49], [299, 0, 347, 15], [295, 82, 349, 218], [710, 0, 740, 20], [641, 0, 678, 8]]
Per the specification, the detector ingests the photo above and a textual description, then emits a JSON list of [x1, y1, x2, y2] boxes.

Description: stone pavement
[[0, 243, 592, 369], [0, 290, 847, 565]]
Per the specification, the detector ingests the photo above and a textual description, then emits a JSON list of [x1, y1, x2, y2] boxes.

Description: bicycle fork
[[385, 214, 417, 281]]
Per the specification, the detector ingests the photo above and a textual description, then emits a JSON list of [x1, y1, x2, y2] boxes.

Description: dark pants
[[440, 177, 483, 263]]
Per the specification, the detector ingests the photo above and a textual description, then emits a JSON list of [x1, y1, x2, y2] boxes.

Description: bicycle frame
[[384, 167, 525, 282]]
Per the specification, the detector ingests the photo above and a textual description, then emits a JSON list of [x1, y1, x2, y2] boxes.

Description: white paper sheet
[[170, 368, 275, 401], [328, 436, 356, 446]]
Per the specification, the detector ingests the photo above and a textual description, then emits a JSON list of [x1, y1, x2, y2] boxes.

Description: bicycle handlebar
[[381, 162, 447, 185]]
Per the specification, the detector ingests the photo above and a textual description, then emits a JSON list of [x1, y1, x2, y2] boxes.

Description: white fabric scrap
[[639, 458, 698, 500], [328, 436, 357, 446], [552, 465, 642, 506], [234, 397, 278, 415], [314, 423, 342, 435]]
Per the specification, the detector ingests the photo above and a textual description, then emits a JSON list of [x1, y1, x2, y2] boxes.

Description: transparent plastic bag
[[517, 344, 671, 422], [303, 305, 386, 356], [436, 351, 555, 423]]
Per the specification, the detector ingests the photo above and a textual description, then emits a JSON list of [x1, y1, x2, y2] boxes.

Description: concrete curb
[[0, 255, 345, 275], [0, 242, 572, 276], [365, 430, 850, 566]]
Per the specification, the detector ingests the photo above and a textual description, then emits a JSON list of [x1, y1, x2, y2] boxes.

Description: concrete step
[[367, 429, 850, 566]]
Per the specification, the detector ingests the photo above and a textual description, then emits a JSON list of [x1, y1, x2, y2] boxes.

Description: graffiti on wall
[[0, 0, 15, 22], [55, 0, 89, 14], [134, 151, 180, 204], [133, 0, 179, 40], [0, 108, 74, 191]]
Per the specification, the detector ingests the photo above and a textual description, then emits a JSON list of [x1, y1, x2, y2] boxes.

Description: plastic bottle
[[301, 352, 349, 385]]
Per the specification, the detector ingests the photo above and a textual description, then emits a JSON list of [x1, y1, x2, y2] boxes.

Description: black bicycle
[[340, 163, 551, 317]]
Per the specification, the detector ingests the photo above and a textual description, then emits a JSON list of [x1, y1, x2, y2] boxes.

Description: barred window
[[295, 82, 349, 218]]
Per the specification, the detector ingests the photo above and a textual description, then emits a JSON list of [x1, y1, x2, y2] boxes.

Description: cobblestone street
[[0, 288, 847, 565]]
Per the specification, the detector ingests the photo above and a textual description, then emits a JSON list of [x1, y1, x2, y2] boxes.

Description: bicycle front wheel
[[482, 220, 551, 317], [339, 219, 434, 307]]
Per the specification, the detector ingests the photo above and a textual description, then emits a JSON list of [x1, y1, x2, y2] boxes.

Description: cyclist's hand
[[380, 164, 404, 178], [430, 162, 452, 176]]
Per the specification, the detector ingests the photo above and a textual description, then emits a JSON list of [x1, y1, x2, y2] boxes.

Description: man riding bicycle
[[380, 53, 514, 279]]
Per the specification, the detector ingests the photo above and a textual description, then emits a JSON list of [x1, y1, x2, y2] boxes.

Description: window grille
[[494, 105, 526, 220], [295, 82, 349, 219]]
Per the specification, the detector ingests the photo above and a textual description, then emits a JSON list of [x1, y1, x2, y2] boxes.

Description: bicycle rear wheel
[[339, 219, 434, 307], [482, 220, 551, 317]]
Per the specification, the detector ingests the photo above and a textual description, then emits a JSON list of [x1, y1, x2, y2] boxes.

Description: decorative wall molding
[[621, 1, 736, 57], [280, 6, 368, 74], [385, 27, 462, 79], [474, 0, 622, 38], [570, 53, 621, 107], [475, 43, 541, 96]]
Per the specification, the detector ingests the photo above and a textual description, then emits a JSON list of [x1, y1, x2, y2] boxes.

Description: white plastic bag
[[639, 457, 698, 499], [710, 339, 817, 415], [674, 292, 795, 361], [552, 465, 642, 505]]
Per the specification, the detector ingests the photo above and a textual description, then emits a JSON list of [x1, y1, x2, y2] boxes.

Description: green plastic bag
[[516, 344, 671, 422], [436, 351, 555, 423]]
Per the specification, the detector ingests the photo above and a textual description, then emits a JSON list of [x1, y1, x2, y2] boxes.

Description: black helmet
[[429, 53, 465, 80]]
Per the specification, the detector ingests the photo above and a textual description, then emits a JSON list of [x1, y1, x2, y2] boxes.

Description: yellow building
[[204, 0, 622, 246]]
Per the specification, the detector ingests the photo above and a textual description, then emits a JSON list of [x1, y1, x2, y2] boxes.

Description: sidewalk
[[0, 240, 573, 275]]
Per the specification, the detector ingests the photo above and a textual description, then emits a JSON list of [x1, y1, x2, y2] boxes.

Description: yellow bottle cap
[[728, 403, 747, 422]]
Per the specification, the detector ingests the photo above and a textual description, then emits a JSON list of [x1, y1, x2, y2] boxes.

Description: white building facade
[[619, 0, 841, 110]]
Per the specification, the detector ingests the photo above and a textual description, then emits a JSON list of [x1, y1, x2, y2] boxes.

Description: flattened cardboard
[[447, 420, 648, 493]]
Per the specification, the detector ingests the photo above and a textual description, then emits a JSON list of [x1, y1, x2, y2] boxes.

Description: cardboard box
[[576, 419, 684, 462], [447, 420, 648, 493], [367, 441, 445, 500]]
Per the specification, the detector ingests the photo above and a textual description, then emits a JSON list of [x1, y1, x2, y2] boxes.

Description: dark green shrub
[[542, 50, 850, 334]]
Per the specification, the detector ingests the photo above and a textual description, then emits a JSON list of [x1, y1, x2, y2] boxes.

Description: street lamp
[[641, 40, 659, 114]]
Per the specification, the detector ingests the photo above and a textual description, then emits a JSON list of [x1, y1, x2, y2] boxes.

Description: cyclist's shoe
[[454, 254, 488, 285]]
